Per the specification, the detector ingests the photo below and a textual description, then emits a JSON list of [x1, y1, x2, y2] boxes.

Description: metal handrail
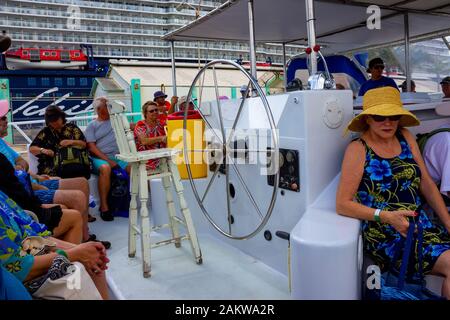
[[7, 112, 141, 143]]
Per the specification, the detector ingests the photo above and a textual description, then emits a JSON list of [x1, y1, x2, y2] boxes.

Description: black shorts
[[37, 206, 63, 233]]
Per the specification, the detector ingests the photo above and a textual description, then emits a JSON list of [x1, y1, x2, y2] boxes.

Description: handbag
[[22, 236, 102, 300], [379, 221, 445, 300], [31, 258, 102, 300], [54, 146, 91, 179]]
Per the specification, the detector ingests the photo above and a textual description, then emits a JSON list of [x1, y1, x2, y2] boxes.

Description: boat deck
[[89, 216, 291, 300]]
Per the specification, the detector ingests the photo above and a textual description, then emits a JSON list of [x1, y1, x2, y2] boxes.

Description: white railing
[[8, 112, 141, 144]]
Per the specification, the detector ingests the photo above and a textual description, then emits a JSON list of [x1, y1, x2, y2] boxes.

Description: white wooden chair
[[107, 100, 202, 278]]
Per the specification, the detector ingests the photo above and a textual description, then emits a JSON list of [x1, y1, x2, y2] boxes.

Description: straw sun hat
[[346, 86, 419, 133]]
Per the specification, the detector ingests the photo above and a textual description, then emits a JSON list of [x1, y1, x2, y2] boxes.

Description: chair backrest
[[107, 100, 138, 157]]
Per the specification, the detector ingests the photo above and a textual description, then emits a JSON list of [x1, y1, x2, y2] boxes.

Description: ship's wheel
[[182, 60, 279, 240]]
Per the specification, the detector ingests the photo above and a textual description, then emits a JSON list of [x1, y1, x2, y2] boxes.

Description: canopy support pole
[[282, 43, 287, 91], [404, 13, 411, 92], [248, 0, 257, 79], [170, 40, 177, 97], [305, 0, 317, 75], [443, 36, 450, 51]]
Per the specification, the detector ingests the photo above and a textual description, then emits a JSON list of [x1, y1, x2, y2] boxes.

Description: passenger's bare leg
[[58, 176, 93, 223], [91, 271, 109, 300], [431, 250, 450, 299], [51, 209, 83, 244], [98, 164, 111, 212], [58, 177, 89, 209], [53, 190, 89, 242]]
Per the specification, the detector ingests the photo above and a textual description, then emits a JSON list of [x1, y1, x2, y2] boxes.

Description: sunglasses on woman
[[371, 115, 402, 122], [147, 109, 158, 114]]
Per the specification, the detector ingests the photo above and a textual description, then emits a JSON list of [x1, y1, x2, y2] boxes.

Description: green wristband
[[374, 209, 382, 223], [55, 249, 68, 259]]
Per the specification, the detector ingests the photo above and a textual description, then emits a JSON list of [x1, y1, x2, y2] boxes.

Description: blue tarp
[[287, 55, 367, 86]]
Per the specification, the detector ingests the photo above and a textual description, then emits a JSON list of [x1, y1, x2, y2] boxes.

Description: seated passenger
[[336, 87, 450, 299], [0, 152, 83, 243], [85, 97, 130, 222], [358, 58, 399, 96], [422, 85, 450, 198], [153, 90, 177, 126], [134, 101, 167, 171], [0, 191, 109, 300], [30, 105, 90, 179], [441, 76, 450, 99], [400, 80, 416, 93], [0, 105, 96, 243], [178, 96, 196, 112]]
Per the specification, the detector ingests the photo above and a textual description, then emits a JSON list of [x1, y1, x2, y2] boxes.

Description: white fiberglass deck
[[89, 216, 291, 300]]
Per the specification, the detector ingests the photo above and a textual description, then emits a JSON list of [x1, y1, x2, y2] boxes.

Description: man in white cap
[[178, 96, 196, 111]]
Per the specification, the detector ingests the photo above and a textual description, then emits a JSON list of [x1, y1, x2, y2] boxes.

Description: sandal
[[100, 210, 114, 222], [88, 214, 97, 222]]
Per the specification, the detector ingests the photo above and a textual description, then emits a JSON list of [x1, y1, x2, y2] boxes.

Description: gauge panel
[[267, 148, 300, 192]]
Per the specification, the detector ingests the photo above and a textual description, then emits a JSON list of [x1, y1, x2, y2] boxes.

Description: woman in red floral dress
[[134, 101, 167, 171]]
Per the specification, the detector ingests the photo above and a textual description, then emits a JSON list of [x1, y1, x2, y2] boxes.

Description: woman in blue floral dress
[[337, 87, 450, 299], [0, 190, 110, 299]]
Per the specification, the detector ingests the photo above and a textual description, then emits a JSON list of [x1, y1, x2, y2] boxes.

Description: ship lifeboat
[[5, 48, 88, 70]]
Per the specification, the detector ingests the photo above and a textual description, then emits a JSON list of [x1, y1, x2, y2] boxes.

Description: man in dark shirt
[[358, 57, 398, 96]]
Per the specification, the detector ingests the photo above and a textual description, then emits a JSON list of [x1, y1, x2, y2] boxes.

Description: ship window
[[74, 52, 80, 58], [80, 78, 88, 86], [67, 78, 76, 87], [41, 78, 50, 86], [51, 52, 57, 57], [27, 78, 37, 87], [22, 50, 29, 55], [55, 78, 63, 87], [43, 52, 50, 57]]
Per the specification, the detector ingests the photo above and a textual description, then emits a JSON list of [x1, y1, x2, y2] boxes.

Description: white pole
[[305, 0, 317, 75], [248, 0, 257, 79], [404, 13, 411, 92], [170, 40, 177, 97]]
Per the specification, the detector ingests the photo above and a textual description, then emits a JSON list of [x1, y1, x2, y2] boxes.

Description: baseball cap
[[0, 99, 9, 117], [440, 76, 450, 85]]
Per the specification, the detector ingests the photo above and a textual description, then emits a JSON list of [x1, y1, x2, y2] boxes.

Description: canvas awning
[[162, 0, 450, 54]]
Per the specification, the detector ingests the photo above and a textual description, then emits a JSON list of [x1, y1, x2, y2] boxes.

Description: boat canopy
[[162, 0, 450, 54]]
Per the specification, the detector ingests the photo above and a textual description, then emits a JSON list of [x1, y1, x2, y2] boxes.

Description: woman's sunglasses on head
[[371, 115, 402, 122]]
